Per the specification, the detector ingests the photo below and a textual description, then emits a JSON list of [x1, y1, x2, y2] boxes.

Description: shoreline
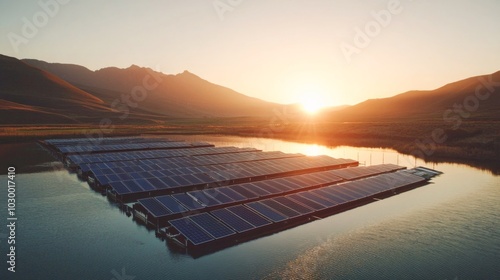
[[1, 121, 499, 174]]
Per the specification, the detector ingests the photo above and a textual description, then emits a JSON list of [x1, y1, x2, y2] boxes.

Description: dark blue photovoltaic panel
[[106, 174, 120, 183], [122, 180, 144, 193], [325, 187, 357, 201], [129, 172, 144, 180], [155, 195, 188, 214], [344, 182, 373, 196], [203, 189, 234, 204], [169, 218, 214, 245], [252, 181, 282, 194], [230, 185, 259, 199], [211, 208, 255, 233], [336, 186, 366, 199], [146, 177, 169, 189], [240, 183, 271, 197], [172, 193, 205, 210], [183, 174, 204, 185], [274, 178, 301, 190], [300, 191, 336, 207], [313, 189, 347, 204], [159, 177, 180, 188], [134, 178, 156, 191], [260, 199, 302, 218], [138, 198, 171, 217], [187, 191, 222, 207], [218, 187, 247, 202], [109, 181, 132, 195], [273, 196, 313, 214], [227, 205, 271, 227], [170, 175, 191, 187], [286, 193, 326, 210], [188, 213, 235, 239], [246, 202, 287, 222]]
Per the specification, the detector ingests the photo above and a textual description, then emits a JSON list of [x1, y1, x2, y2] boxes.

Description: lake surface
[[0, 135, 499, 279]]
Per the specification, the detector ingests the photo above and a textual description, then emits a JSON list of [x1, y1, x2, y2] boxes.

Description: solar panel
[[211, 208, 255, 233], [335, 186, 366, 199], [134, 178, 156, 191], [260, 199, 302, 218], [230, 185, 259, 199], [159, 177, 180, 189], [227, 205, 272, 227], [313, 188, 348, 204], [187, 191, 222, 207], [202, 189, 234, 204], [253, 181, 283, 194], [273, 196, 313, 214], [172, 193, 205, 211], [122, 180, 144, 193], [138, 198, 171, 217], [146, 177, 169, 189], [239, 183, 271, 197], [155, 195, 188, 214], [286, 193, 326, 210], [300, 191, 336, 207], [169, 218, 214, 246], [109, 181, 132, 195], [188, 213, 235, 239], [274, 178, 301, 190], [246, 202, 287, 222], [217, 187, 247, 202], [170, 175, 192, 187]]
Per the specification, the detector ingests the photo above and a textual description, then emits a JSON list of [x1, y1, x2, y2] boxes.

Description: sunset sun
[[300, 95, 324, 114]]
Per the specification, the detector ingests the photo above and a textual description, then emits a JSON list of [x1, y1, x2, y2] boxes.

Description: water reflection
[[161, 134, 499, 176]]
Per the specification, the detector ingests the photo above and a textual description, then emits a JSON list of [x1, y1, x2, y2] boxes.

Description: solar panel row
[[57, 141, 213, 154], [104, 156, 357, 198], [137, 164, 407, 219], [138, 169, 345, 218], [69, 146, 258, 165], [80, 150, 301, 174], [168, 170, 426, 246]]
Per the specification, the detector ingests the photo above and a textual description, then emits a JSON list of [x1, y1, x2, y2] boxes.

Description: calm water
[[0, 135, 499, 279]]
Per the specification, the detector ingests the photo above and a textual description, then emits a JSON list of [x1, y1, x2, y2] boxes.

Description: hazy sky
[[1, 0, 499, 106]]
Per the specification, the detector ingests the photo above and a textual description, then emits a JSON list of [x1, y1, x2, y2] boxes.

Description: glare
[[301, 98, 323, 114]]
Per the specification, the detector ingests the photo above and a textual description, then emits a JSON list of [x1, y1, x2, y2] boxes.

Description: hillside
[[330, 71, 500, 121], [0, 55, 118, 124], [23, 59, 283, 118]]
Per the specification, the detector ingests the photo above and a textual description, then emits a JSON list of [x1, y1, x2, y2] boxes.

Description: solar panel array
[[56, 141, 213, 154], [137, 164, 404, 220], [167, 170, 425, 246], [68, 146, 259, 165], [43, 137, 438, 252], [45, 136, 153, 146], [107, 156, 356, 200], [81, 150, 302, 174]]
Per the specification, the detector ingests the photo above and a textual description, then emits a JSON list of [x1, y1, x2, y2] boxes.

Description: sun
[[301, 98, 323, 114]]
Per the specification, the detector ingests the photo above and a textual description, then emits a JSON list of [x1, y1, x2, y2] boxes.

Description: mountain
[[0, 55, 117, 124], [22, 59, 282, 118], [330, 71, 500, 121]]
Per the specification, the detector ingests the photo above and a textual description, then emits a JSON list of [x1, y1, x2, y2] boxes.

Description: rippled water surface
[[0, 135, 498, 279]]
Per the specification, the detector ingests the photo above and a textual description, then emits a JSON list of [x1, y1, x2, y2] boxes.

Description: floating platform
[[41, 136, 441, 257]]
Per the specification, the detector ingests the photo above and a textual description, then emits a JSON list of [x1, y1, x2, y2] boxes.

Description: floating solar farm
[[41, 136, 441, 255]]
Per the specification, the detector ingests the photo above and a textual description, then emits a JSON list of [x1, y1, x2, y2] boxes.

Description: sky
[[1, 0, 499, 107]]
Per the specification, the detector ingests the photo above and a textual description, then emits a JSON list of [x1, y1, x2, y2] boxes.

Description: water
[[0, 135, 499, 279]]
